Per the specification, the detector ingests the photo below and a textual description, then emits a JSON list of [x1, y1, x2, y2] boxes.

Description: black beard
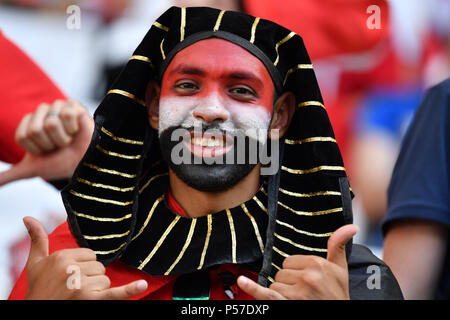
[[159, 126, 264, 192]]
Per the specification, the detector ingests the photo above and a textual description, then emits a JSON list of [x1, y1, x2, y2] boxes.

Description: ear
[[268, 92, 295, 140], [146, 80, 161, 130]]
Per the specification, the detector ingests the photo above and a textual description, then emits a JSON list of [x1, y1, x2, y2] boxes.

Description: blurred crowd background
[[0, 0, 448, 299]]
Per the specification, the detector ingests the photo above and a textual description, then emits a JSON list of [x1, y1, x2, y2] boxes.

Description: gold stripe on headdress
[[160, 38, 166, 60], [107, 89, 146, 107], [276, 187, 341, 198], [153, 21, 169, 32], [226, 209, 237, 264], [271, 262, 281, 271], [138, 215, 181, 269], [74, 211, 132, 222], [253, 194, 268, 213], [241, 203, 265, 253], [213, 10, 226, 32], [139, 172, 169, 194], [285, 136, 336, 145], [281, 165, 346, 175], [274, 31, 296, 66], [197, 214, 212, 270], [283, 63, 313, 85], [96, 144, 142, 160], [129, 55, 154, 69], [274, 233, 328, 252], [69, 190, 133, 206], [278, 201, 343, 216], [132, 195, 165, 241], [83, 230, 130, 240], [297, 101, 325, 109], [180, 7, 186, 41], [83, 162, 136, 178], [250, 17, 260, 43], [165, 219, 197, 275], [273, 246, 289, 258], [139, 160, 163, 182], [276, 219, 333, 237], [268, 276, 275, 283], [94, 242, 127, 255], [76, 177, 135, 192], [100, 127, 144, 145]]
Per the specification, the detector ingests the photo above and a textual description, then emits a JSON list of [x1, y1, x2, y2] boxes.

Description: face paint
[[158, 38, 275, 191]]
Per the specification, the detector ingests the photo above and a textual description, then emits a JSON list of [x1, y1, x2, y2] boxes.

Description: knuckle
[[44, 118, 58, 131], [27, 126, 42, 138], [301, 271, 321, 286]]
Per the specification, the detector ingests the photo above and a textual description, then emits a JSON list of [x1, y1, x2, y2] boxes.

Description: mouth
[[183, 130, 234, 158]]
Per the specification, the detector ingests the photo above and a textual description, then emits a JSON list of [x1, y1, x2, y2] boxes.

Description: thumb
[[326, 224, 359, 269], [74, 112, 94, 148], [24, 216, 49, 267], [99, 280, 148, 300], [0, 155, 36, 187]]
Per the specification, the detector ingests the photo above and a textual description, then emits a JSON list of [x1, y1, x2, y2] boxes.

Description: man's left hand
[[237, 224, 358, 300]]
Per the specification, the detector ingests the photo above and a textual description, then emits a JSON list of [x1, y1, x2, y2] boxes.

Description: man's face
[[158, 38, 275, 191]]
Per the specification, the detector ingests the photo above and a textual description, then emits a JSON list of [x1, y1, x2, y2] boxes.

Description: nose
[[192, 94, 229, 124]]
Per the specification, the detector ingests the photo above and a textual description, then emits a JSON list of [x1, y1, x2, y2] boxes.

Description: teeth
[[192, 137, 224, 147]]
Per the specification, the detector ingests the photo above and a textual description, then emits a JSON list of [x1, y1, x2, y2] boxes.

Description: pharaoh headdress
[[62, 6, 353, 287]]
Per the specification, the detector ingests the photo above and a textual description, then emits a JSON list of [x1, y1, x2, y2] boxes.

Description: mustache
[[178, 117, 241, 135]]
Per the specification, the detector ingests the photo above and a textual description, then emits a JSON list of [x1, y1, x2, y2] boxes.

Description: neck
[[168, 165, 261, 218]]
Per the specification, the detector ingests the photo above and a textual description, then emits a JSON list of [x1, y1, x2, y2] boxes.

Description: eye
[[229, 86, 257, 99], [174, 81, 199, 93]]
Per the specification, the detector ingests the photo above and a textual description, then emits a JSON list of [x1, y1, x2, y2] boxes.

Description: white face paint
[[158, 94, 272, 144]]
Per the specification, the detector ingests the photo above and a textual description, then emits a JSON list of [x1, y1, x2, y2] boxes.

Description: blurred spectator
[[383, 78, 450, 299]]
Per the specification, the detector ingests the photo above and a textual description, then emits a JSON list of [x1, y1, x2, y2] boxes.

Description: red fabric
[[243, 0, 389, 61], [9, 192, 259, 300], [0, 30, 66, 164]]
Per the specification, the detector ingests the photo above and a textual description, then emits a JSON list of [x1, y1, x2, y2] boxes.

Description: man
[[383, 78, 450, 299], [7, 6, 402, 300]]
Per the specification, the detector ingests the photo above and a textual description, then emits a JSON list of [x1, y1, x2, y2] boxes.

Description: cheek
[[228, 104, 272, 130], [158, 96, 197, 134]]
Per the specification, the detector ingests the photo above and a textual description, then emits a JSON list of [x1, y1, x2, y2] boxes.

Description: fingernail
[[136, 280, 148, 292]]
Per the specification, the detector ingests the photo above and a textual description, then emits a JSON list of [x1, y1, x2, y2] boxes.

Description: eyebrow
[[168, 64, 206, 76], [228, 71, 263, 87], [168, 64, 264, 87]]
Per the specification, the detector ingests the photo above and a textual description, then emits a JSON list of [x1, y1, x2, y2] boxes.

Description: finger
[[60, 100, 87, 135], [0, 159, 36, 186], [282, 254, 328, 271], [237, 276, 286, 300], [274, 268, 302, 285], [28, 103, 56, 152], [23, 216, 49, 266], [268, 281, 296, 299], [84, 275, 111, 292], [96, 280, 148, 300], [57, 248, 97, 262], [44, 101, 72, 147], [78, 261, 106, 276], [15, 114, 42, 154], [326, 224, 359, 269]]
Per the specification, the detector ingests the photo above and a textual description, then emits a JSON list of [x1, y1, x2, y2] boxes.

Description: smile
[[183, 130, 233, 158]]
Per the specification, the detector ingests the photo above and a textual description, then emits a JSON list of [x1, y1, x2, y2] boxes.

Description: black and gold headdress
[[62, 6, 353, 287]]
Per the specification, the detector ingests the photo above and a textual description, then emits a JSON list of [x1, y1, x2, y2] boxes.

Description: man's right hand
[[0, 99, 94, 186], [24, 216, 148, 300]]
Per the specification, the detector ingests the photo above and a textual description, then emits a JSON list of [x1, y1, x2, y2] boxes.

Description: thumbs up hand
[[23, 217, 148, 300], [237, 224, 359, 300], [0, 100, 94, 187]]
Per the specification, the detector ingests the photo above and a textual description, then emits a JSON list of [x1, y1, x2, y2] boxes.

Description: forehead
[[162, 38, 273, 84]]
